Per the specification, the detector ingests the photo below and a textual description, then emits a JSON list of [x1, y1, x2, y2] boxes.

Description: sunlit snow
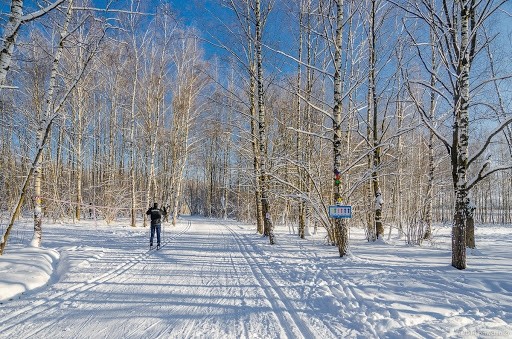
[[0, 216, 511, 338]]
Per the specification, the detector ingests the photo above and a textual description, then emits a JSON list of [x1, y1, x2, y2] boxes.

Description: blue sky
[[90, 0, 217, 26], [3, 1, 512, 73]]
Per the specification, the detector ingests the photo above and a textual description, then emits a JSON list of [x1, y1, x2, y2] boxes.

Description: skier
[[146, 202, 164, 250]]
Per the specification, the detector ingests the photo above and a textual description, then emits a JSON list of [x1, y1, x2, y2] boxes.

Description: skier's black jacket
[[146, 205, 163, 226]]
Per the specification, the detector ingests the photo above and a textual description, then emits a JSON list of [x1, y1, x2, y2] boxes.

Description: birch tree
[[32, 0, 76, 246], [423, 0, 438, 240], [332, 0, 349, 256], [400, 0, 512, 269], [125, 0, 148, 227], [1, 0, 103, 253], [367, 0, 385, 241], [255, 0, 275, 244], [295, 0, 318, 239]]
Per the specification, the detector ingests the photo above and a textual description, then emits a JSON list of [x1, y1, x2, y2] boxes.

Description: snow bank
[[0, 246, 59, 302]]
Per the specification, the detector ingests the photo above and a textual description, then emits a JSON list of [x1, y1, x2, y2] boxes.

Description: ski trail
[[224, 223, 318, 339], [0, 222, 191, 336], [288, 236, 368, 337], [164, 224, 253, 339]]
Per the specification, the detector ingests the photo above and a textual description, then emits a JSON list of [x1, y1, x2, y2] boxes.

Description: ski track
[[224, 223, 323, 339], [226, 252, 250, 339], [0, 222, 191, 338], [274, 234, 372, 338], [293, 241, 346, 337], [229, 229, 511, 338]]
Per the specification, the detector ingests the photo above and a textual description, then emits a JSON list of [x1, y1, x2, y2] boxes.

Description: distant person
[[88, 203, 93, 219], [162, 205, 169, 223], [146, 202, 165, 250]]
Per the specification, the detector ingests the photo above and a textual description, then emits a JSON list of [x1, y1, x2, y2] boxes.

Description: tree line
[[1, 0, 511, 269]]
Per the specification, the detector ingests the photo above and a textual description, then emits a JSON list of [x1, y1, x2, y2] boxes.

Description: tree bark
[[451, 3, 472, 270], [424, 13, 437, 240], [296, 1, 305, 239], [255, 0, 274, 244], [33, 0, 74, 246], [333, 0, 348, 256], [0, 0, 66, 89], [368, 0, 384, 240], [249, 61, 264, 234]]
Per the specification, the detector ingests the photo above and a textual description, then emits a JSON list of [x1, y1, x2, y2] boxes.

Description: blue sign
[[329, 205, 352, 219]]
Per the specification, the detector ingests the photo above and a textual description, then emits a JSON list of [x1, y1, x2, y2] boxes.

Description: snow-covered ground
[[0, 216, 511, 338]]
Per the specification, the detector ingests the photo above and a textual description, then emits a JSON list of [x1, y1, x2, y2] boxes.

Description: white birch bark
[[0, 0, 23, 89], [424, 5, 437, 240], [33, 0, 74, 247], [451, 2, 472, 270], [296, 1, 305, 239], [333, 0, 348, 256], [255, 0, 275, 244], [368, 0, 384, 241], [0, 0, 66, 89], [127, 0, 143, 228]]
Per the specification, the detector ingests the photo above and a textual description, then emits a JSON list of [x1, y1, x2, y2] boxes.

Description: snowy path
[[0, 219, 336, 338], [0, 217, 511, 338]]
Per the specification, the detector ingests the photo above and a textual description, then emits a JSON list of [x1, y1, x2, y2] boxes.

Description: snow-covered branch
[[1, 0, 65, 88], [20, 0, 66, 23]]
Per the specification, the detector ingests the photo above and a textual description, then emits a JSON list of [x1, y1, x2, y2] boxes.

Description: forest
[[1, 0, 512, 269]]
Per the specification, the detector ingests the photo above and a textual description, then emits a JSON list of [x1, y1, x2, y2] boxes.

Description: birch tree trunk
[[33, 0, 74, 246], [451, 3, 472, 270], [250, 60, 264, 234], [0, 0, 23, 88], [303, 0, 315, 238], [129, 64, 138, 228], [424, 9, 437, 240], [333, 0, 348, 256], [73, 86, 85, 221], [255, 0, 274, 244], [128, 0, 142, 228], [296, 1, 305, 239], [368, 0, 384, 241]]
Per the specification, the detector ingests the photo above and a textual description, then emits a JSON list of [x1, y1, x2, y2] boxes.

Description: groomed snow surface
[[0, 216, 511, 339]]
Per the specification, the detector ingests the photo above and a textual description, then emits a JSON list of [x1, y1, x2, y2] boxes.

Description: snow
[[0, 217, 511, 338], [0, 246, 59, 301]]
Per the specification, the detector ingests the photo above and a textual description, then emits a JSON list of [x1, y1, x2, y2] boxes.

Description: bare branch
[[468, 115, 512, 168], [405, 81, 452, 154], [467, 163, 512, 191]]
